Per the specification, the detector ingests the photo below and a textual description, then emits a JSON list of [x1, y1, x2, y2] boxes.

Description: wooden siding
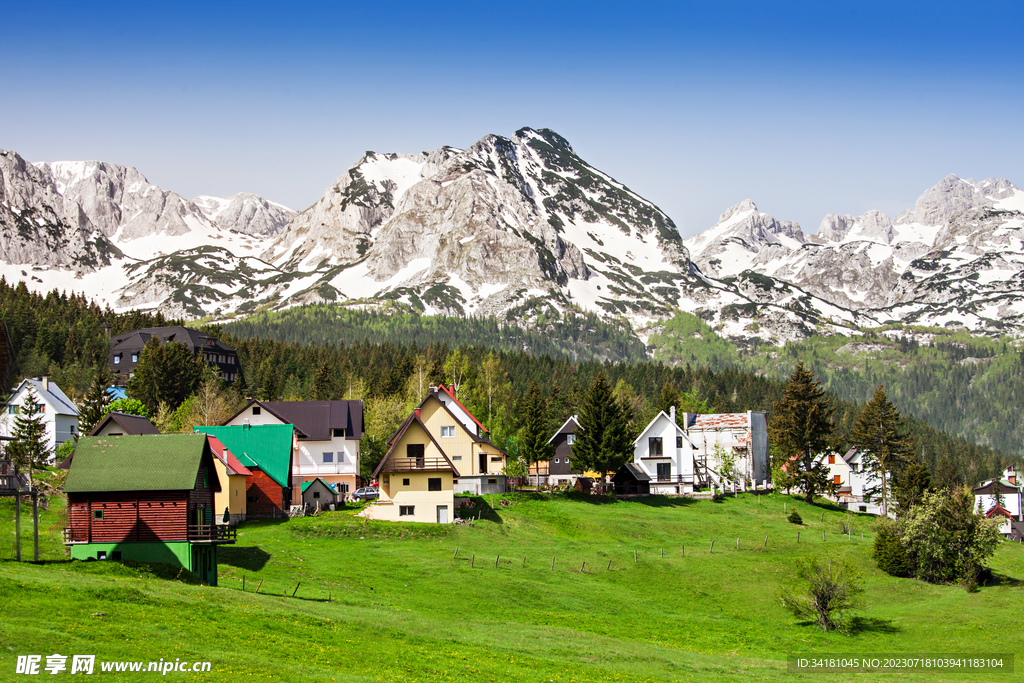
[[67, 491, 189, 543], [246, 468, 288, 517]]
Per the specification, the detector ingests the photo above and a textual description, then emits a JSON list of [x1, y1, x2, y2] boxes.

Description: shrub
[[873, 522, 911, 577], [787, 509, 803, 524], [779, 557, 864, 632]]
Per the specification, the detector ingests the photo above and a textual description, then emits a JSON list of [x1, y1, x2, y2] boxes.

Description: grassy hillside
[[2, 494, 1022, 682]]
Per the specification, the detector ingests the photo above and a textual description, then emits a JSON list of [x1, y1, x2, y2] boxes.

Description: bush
[[779, 556, 864, 632], [787, 509, 803, 524], [873, 522, 911, 577]]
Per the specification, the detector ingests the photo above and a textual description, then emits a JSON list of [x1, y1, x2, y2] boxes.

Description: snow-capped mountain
[[0, 133, 1021, 345]]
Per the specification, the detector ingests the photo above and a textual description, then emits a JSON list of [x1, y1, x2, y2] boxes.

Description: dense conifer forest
[[0, 282, 1013, 483]]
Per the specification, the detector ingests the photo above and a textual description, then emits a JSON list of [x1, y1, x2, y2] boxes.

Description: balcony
[[63, 527, 89, 544], [382, 458, 453, 472], [649, 474, 695, 485], [295, 463, 357, 476], [188, 524, 237, 544]]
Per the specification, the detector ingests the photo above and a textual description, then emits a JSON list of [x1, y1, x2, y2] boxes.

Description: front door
[[479, 452, 487, 474], [437, 505, 448, 524]]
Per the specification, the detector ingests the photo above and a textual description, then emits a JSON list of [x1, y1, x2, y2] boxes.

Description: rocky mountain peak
[[894, 173, 1018, 227], [816, 209, 894, 245]]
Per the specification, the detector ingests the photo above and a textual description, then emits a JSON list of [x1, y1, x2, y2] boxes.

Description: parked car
[[353, 487, 379, 501]]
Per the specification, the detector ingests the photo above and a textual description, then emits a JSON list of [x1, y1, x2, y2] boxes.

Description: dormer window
[[252, 406, 261, 415], [566, 434, 575, 445], [332, 428, 346, 438], [131, 354, 138, 363]]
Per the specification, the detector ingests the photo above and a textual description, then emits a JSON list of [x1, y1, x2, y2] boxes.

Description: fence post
[[634, 550, 637, 563], [580, 561, 586, 573], [522, 556, 526, 567], [822, 530, 825, 541], [764, 536, 767, 547], [255, 579, 263, 594], [551, 556, 555, 570], [495, 555, 500, 568], [242, 576, 245, 592], [736, 538, 739, 550], [453, 547, 459, 559], [292, 583, 301, 598], [709, 540, 715, 553], [661, 548, 664, 558], [471, 554, 475, 568], [681, 544, 684, 557], [797, 532, 800, 543], [607, 559, 612, 570]]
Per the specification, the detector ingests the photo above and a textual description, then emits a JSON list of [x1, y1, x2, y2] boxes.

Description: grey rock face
[[816, 210, 893, 244], [194, 193, 294, 236], [0, 150, 121, 271]]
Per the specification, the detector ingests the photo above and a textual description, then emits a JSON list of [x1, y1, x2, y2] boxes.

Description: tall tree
[[6, 387, 50, 471], [770, 362, 835, 503], [519, 382, 552, 485], [125, 337, 209, 414], [311, 361, 336, 401], [78, 366, 113, 435], [850, 385, 914, 517], [442, 349, 469, 400], [573, 372, 631, 479], [655, 381, 680, 418]]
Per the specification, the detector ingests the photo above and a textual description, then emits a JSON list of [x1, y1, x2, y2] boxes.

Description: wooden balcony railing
[[63, 527, 89, 544], [188, 524, 237, 543], [383, 458, 453, 472]]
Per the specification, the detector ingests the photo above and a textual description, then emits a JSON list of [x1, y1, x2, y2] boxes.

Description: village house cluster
[[2, 324, 1021, 583]]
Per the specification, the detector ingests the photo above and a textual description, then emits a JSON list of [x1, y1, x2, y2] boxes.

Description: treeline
[[228, 333, 1013, 483], [224, 304, 648, 364], [0, 277, 181, 398]]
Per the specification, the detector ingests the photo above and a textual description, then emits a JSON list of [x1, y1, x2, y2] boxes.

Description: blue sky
[[3, 1, 1022, 237]]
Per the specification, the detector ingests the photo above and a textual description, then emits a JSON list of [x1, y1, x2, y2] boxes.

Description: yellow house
[[206, 435, 252, 525], [418, 385, 508, 495], [365, 410, 458, 524]]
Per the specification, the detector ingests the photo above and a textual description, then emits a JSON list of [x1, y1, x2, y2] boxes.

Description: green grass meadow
[[1, 493, 1021, 682]]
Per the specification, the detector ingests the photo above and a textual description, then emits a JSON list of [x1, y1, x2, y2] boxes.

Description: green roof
[[301, 477, 336, 494], [195, 424, 293, 489], [65, 434, 209, 493]]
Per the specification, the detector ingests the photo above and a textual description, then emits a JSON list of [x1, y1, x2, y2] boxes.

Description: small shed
[[612, 463, 650, 495], [574, 477, 594, 494], [301, 477, 338, 507]]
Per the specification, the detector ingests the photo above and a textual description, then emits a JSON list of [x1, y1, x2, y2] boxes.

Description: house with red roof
[[974, 466, 1023, 539], [206, 435, 253, 525], [421, 385, 508, 495]]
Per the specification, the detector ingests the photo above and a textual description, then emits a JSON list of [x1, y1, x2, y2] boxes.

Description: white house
[[817, 448, 884, 515], [974, 466, 1023, 539], [681, 411, 769, 487], [223, 400, 363, 502], [632, 407, 697, 494], [0, 378, 79, 459]]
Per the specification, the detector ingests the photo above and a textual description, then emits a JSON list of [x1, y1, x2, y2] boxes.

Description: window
[[407, 443, 425, 467], [340, 483, 349, 494], [828, 454, 835, 464], [452, 456, 462, 461], [452, 479, 458, 484], [202, 469, 208, 488], [399, 505, 415, 516], [113, 354, 121, 364], [851, 464, 858, 472], [428, 478, 442, 491], [333, 428, 346, 438], [566, 434, 575, 445], [403, 478, 410, 486], [490, 456, 502, 462], [676, 436, 682, 448], [313, 491, 321, 499], [648, 437, 663, 457], [131, 354, 138, 363], [657, 463, 671, 481], [229, 356, 235, 365], [252, 406, 261, 415], [7, 405, 14, 414], [554, 458, 560, 464], [834, 475, 842, 485], [440, 426, 455, 438], [93, 510, 103, 520], [97, 551, 107, 560], [322, 452, 334, 463], [37, 404, 44, 413], [487, 478, 496, 484]]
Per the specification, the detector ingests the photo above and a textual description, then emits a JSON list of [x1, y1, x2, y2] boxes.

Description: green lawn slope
[[1, 494, 1021, 682]]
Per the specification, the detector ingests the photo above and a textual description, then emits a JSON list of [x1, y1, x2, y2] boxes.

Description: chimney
[[449, 384, 456, 394], [41, 376, 48, 392], [670, 406, 676, 422], [414, 408, 421, 419]]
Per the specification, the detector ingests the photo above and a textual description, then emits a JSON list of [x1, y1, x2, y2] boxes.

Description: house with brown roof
[[90, 412, 161, 437], [681, 410, 769, 487], [364, 409, 458, 524], [108, 326, 240, 384], [223, 399, 363, 502]]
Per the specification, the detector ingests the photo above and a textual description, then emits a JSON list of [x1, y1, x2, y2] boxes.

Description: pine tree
[[519, 382, 552, 485], [311, 361, 335, 401], [894, 459, 931, 512], [6, 387, 51, 471], [655, 381, 680, 420], [850, 385, 914, 517], [126, 336, 208, 414], [78, 366, 113, 436], [770, 362, 834, 503], [573, 372, 631, 479]]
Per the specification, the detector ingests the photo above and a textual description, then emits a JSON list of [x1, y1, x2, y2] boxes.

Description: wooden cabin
[[63, 433, 235, 585], [612, 463, 651, 496]]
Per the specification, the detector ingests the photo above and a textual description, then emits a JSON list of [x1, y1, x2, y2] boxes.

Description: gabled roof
[[435, 384, 488, 434], [301, 477, 337, 494], [688, 413, 750, 430], [8, 379, 78, 416], [65, 434, 217, 493], [224, 400, 362, 441], [89, 411, 160, 437], [632, 410, 688, 447], [373, 412, 459, 478], [206, 435, 253, 477], [613, 462, 650, 482], [195, 424, 293, 489], [406, 394, 509, 456], [110, 326, 235, 354], [547, 415, 580, 445], [973, 479, 1021, 495], [985, 504, 1015, 519]]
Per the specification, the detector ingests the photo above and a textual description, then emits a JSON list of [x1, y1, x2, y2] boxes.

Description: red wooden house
[[63, 433, 235, 585]]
